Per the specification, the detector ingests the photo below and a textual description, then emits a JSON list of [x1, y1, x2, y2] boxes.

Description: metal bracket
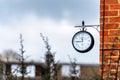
[[75, 21, 100, 32]]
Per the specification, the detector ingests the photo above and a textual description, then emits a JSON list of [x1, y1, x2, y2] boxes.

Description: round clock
[[72, 31, 94, 53]]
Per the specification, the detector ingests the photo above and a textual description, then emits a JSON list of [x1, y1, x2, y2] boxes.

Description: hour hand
[[76, 37, 83, 42], [76, 40, 83, 42], [76, 41, 82, 42]]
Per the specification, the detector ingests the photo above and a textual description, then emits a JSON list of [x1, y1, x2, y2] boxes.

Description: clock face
[[72, 31, 94, 53]]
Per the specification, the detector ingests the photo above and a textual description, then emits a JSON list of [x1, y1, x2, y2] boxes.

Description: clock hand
[[81, 37, 83, 42], [76, 41, 82, 42], [76, 37, 84, 42]]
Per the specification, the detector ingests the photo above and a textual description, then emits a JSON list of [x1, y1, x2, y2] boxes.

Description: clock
[[72, 31, 94, 53]]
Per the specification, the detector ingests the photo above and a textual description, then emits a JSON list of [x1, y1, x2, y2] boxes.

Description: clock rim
[[72, 31, 94, 53]]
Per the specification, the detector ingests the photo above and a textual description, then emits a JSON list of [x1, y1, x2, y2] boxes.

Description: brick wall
[[100, 0, 120, 79]]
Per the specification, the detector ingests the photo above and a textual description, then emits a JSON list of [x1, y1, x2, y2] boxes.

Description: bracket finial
[[82, 21, 85, 26]]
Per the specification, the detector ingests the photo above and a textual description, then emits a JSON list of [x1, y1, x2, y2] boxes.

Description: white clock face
[[72, 31, 94, 53]]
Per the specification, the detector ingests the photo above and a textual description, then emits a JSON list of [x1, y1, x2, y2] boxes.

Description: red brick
[[104, 24, 119, 29], [101, 0, 118, 4], [104, 36, 119, 42], [104, 50, 112, 56], [100, 43, 113, 49], [100, 51, 103, 56], [114, 44, 120, 48], [102, 58, 109, 64], [103, 64, 109, 70], [100, 44, 102, 49], [100, 11, 118, 16], [109, 29, 120, 36], [110, 4, 120, 10], [109, 17, 120, 22], [110, 68, 117, 74], [100, 18, 109, 24], [103, 71, 108, 77], [111, 57, 119, 63], [100, 4, 109, 10], [119, 11, 120, 16], [111, 51, 118, 56], [104, 36, 116, 43]]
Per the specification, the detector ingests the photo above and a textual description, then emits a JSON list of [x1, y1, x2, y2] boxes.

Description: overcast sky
[[0, 0, 100, 64]]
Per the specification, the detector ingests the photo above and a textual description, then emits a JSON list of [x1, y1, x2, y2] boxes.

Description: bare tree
[[68, 56, 79, 80], [2, 49, 21, 62], [0, 55, 6, 80], [19, 34, 28, 80], [40, 33, 59, 80], [5, 34, 30, 80]]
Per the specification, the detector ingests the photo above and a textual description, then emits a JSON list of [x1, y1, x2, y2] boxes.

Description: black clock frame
[[72, 31, 94, 53]]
